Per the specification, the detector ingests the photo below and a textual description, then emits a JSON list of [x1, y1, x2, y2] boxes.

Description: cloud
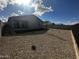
[[9, 0, 22, 5], [0, 0, 53, 16], [9, 0, 53, 16], [18, 10, 24, 15], [10, 10, 24, 17], [32, 0, 53, 16], [0, 10, 24, 22], [8, 0, 16, 5], [0, 0, 9, 10], [0, 16, 8, 22], [67, 21, 79, 25], [65, 18, 79, 25], [0, 0, 14, 11], [10, 12, 19, 17], [0, 12, 22, 22], [0, 0, 22, 11]]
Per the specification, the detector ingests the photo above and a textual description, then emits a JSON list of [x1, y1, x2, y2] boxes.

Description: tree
[[43, 21, 52, 29], [52, 23, 55, 25]]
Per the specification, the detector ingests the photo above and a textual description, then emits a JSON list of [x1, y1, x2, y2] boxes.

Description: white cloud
[[9, 0, 32, 6], [18, 10, 24, 15], [0, 10, 24, 22], [10, 12, 19, 17], [8, 0, 16, 5], [65, 18, 79, 25], [10, 10, 24, 17], [0, 16, 8, 22], [9, 0, 53, 16], [0, 0, 25, 10], [0, 0, 9, 10], [32, 0, 53, 16], [67, 21, 79, 25], [0, 0, 53, 16]]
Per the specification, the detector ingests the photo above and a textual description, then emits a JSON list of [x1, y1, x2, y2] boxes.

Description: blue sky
[[0, 0, 79, 25]]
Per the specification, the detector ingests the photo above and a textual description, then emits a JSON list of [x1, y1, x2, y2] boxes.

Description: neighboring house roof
[[8, 15, 42, 22], [6, 15, 44, 31]]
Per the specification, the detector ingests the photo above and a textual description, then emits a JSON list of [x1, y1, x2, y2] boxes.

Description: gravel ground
[[0, 29, 76, 59]]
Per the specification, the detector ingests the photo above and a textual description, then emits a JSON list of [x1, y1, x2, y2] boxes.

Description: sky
[[0, 0, 79, 25]]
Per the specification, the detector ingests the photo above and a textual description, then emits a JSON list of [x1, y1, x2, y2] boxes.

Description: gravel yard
[[0, 29, 76, 59]]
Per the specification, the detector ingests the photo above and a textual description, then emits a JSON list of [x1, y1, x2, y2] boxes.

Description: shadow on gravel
[[72, 29, 79, 49], [2, 29, 49, 36]]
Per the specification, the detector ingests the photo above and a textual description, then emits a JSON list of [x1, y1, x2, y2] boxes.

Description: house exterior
[[2, 15, 44, 35], [0, 21, 5, 37], [0, 21, 1, 37]]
